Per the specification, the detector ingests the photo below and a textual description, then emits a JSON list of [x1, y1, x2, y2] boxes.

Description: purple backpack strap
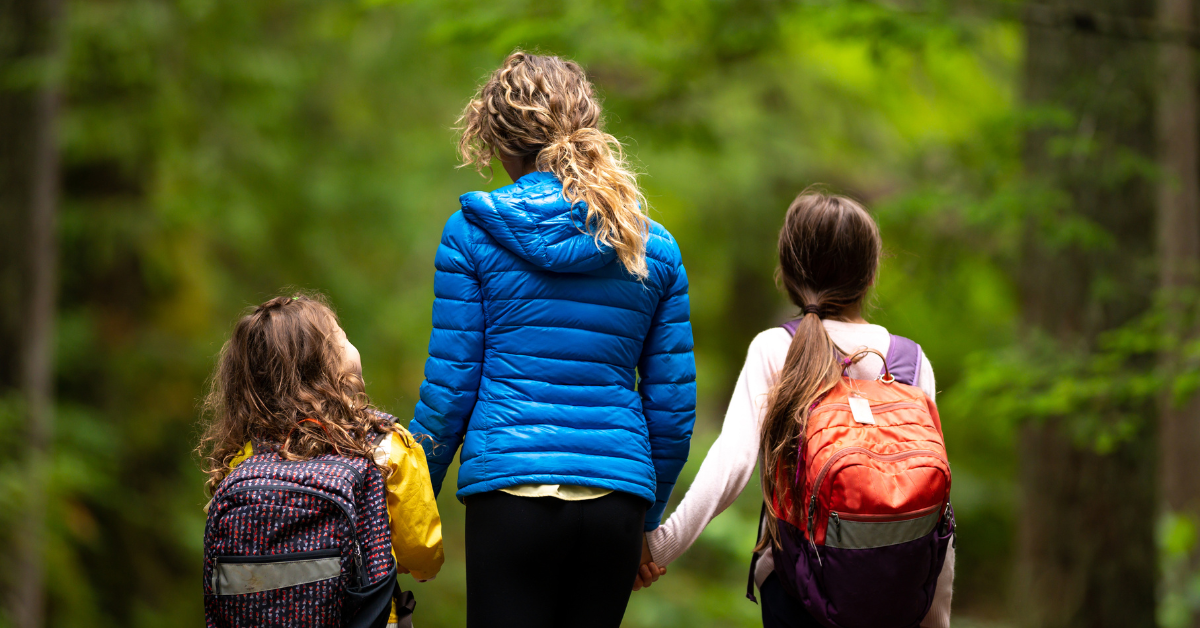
[[779, 321, 923, 388], [884, 334, 923, 388]]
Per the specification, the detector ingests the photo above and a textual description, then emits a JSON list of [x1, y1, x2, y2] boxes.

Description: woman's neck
[[501, 154, 538, 182]]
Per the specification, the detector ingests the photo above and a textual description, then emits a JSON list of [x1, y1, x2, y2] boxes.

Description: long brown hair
[[757, 191, 882, 549], [197, 293, 396, 495], [457, 50, 651, 278]]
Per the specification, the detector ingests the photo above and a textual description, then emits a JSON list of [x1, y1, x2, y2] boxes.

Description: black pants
[[464, 490, 647, 628], [759, 574, 825, 628]]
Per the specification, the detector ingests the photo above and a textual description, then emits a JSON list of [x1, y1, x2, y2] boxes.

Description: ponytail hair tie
[[548, 127, 600, 150], [287, 418, 342, 455], [803, 304, 822, 317]]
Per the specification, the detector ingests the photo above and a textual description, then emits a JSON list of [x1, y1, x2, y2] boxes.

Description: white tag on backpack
[[849, 394, 875, 425]]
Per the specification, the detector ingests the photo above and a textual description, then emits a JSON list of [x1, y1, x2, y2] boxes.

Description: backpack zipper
[[216, 548, 341, 563], [830, 502, 943, 522], [794, 400, 930, 484], [354, 543, 366, 584], [806, 447, 948, 539], [827, 502, 945, 540], [225, 482, 358, 524]]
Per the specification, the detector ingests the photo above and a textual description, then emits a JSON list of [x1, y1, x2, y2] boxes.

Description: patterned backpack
[[203, 412, 413, 628], [750, 324, 955, 628]]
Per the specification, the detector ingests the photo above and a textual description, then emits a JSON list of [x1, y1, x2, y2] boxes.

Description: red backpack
[[750, 325, 954, 628]]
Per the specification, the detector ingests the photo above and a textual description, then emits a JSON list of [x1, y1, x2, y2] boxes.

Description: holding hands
[[633, 534, 666, 591]]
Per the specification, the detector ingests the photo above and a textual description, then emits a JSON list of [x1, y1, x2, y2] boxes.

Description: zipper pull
[[807, 497, 824, 567], [941, 502, 957, 548], [825, 512, 841, 553], [354, 542, 367, 584]]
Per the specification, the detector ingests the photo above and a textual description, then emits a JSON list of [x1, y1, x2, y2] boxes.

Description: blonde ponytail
[[457, 51, 650, 278]]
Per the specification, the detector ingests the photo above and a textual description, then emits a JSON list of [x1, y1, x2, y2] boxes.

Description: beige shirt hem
[[500, 484, 614, 501]]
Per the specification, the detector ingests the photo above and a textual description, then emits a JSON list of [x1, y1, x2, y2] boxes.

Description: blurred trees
[[1016, 0, 1158, 625], [1158, 0, 1200, 625], [1, 0, 64, 626], [2, 0, 1197, 627]]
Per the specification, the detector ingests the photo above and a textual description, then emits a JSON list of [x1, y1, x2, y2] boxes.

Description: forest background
[[3, 0, 1200, 627]]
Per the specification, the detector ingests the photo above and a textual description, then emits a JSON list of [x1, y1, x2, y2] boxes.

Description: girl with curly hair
[[199, 293, 443, 627]]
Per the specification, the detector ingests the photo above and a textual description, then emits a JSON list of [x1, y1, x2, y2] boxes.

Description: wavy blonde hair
[[458, 50, 650, 278], [197, 293, 397, 495]]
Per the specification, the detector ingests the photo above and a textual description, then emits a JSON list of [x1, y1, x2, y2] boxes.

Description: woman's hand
[[632, 534, 666, 591]]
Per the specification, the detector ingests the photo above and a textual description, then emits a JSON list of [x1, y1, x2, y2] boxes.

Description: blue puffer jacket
[[410, 171, 696, 530]]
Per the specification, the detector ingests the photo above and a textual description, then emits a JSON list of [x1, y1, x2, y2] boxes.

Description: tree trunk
[[1, 0, 63, 625], [1017, 1, 1159, 626], [1157, 0, 1200, 625], [1158, 0, 1200, 519]]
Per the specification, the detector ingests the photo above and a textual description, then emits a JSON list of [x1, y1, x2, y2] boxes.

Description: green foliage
[[0, 0, 1084, 626], [949, 293, 1200, 455], [1159, 512, 1200, 628]]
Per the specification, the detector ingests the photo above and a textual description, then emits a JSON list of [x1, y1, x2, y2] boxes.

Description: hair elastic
[[803, 304, 822, 317], [288, 418, 342, 455]]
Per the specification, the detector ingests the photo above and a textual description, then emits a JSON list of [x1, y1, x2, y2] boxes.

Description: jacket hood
[[459, 171, 615, 273]]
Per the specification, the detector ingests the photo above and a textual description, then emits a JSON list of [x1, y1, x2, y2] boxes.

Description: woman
[[410, 51, 695, 628]]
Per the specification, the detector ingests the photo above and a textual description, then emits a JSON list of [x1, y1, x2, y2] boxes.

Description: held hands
[[632, 534, 666, 591]]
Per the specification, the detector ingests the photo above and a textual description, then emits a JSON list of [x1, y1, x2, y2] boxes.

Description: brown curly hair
[[197, 292, 396, 495], [457, 50, 651, 278]]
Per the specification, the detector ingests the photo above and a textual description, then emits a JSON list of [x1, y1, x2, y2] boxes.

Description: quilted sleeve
[[410, 211, 485, 497], [637, 254, 697, 531]]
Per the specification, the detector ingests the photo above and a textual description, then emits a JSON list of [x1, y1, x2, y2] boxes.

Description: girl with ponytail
[[410, 51, 696, 628], [643, 193, 955, 627]]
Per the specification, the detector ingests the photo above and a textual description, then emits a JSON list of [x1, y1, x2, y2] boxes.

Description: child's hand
[[632, 534, 666, 591], [633, 562, 665, 591]]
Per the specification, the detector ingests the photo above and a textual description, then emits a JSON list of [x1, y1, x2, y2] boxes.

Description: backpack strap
[[746, 503, 766, 603], [780, 321, 924, 388], [884, 335, 923, 388], [367, 409, 399, 447]]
